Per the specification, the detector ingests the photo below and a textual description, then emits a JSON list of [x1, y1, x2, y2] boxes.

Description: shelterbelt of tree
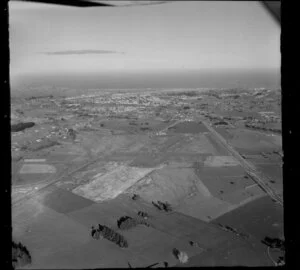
[[11, 122, 35, 132]]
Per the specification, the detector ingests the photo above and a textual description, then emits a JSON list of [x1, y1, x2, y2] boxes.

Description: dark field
[[168, 121, 209, 134]]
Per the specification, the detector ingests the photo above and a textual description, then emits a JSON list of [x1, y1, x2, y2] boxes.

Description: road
[[12, 154, 108, 207], [12, 117, 283, 208], [200, 118, 283, 207], [12, 119, 183, 208], [12, 119, 182, 207]]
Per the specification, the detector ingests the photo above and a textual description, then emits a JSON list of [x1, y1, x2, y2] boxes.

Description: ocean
[[10, 69, 280, 97]]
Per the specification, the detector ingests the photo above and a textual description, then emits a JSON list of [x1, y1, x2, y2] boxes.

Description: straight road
[[201, 118, 283, 207]]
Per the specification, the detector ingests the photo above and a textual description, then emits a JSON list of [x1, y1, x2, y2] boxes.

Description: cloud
[[102, 1, 173, 7], [41, 50, 125, 55]]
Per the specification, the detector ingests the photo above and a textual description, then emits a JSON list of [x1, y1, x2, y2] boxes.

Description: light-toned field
[[72, 133, 138, 158], [169, 134, 219, 155], [72, 164, 157, 201], [20, 164, 57, 174], [126, 166, 210, 207], [176, 195, 233, 221], [12, 158, 69, 186], [24, 159, 47, 162], [204, 156, 240, 167]]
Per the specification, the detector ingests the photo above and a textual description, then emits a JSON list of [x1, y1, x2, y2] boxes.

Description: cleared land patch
[[168, 121, 208, 134], [13, 173, 54, 186], [227, 129, 281, 154], [38, 238, 130, 269], [214, 127, 234, 140], [215, 195, 284, 242], [200, 175, 254, 196], [19, 164, 56, 174], [127, 167, 211, 207], [199, 166, 246, 178], [129, 153, 165, 168], [24, 159, 46, 162], [204, 156, 240, 167], [253, 163, 283, 192], [14, 161, 67, 186], [169, 134, 219, 155], [176, 243, 270, 267], [77, 134, 136, 157], [205, 133, 229, 155], [220, 185, 265, 205], [269, 134, 282, 147], [35, 185, 95, 214], [12, 198, 93, 269], [177, 195, 234, 221], [99, 119, 167, 134], [72, 165, 157, 201], [254, 164, 282, 182]]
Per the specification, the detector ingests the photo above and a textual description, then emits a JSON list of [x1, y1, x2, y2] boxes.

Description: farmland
[[11, 87, 283, 267]]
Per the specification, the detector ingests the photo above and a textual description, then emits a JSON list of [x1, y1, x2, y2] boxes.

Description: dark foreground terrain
[[11, 87, 283, 268]]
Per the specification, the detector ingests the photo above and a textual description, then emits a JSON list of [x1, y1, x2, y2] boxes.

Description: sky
[[9, 1, 280, 81]]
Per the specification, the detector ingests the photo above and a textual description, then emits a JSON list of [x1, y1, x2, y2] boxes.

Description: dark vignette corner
[[281, 1, 298, 268], [2, 0, 12, 269]]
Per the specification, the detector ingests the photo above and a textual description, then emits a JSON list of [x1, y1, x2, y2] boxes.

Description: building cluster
[[11, 87, 282, 155]]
